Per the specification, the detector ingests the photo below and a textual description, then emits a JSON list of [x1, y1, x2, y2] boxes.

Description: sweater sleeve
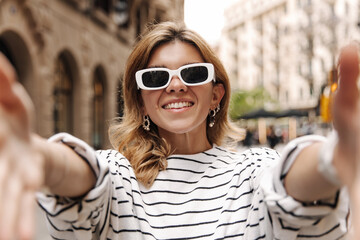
[[36, 133, 111, 240], [261, 135, 349, 239]]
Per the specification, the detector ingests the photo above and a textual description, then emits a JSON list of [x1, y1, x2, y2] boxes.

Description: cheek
[[141, 91, 161, 113], [195, 87, 214, 105]]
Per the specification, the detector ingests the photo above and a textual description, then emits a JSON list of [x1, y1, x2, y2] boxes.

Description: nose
[[165, 75, 187, 93]]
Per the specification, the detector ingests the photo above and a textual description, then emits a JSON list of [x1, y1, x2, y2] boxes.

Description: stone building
[[0, 0, 184, 148], [219, 0, 360, 110]]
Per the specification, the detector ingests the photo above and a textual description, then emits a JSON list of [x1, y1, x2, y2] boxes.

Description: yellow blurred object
[[320, 87, 331, 122], [320, 68, 337, 123], [330, 82, 338, 93]]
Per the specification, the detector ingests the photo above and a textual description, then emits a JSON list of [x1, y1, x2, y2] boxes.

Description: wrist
[[32, 134, 65, 189], [318, 131, 342, 187]]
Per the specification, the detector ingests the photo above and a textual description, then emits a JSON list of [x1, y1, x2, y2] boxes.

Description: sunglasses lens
[[180, 66, 209, 84], [142, 70, 169, 88]]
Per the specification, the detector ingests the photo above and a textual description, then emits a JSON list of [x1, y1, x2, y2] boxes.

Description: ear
[[211, 83, 225, 109]]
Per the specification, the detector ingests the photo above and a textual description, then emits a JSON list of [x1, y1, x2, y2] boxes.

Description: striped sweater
[[37, 133, 349, 239]]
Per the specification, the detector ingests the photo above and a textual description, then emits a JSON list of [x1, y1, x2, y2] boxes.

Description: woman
[[0, 21, 358, 239]]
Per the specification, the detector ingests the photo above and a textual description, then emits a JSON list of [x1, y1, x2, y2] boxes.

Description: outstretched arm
[[0, 54, 96, 239], [284, 44, 359, 203]]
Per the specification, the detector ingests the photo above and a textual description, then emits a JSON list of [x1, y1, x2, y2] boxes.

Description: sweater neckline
[[169, 144, 220, 157]]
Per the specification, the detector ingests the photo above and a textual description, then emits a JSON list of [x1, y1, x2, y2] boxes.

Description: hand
[[331, 44, 360, 238], [0, 54, 44, 239], [332, 43, 360, 185]]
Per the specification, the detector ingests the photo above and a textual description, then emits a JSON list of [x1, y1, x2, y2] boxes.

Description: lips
[[163, 101, 194, 109]]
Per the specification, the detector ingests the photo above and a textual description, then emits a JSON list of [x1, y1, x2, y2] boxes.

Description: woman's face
[[140, 41, 224, 138]]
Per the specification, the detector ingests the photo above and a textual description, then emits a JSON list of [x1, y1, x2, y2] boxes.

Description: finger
[[0, 157, 9, 238], [350, 181, 360, 231], [18, 191, 36, 240], [0, 80, 30, 119], [11, 83, 35, 133], [17, 151, 43, 240], [0, 174, 22, 239], [0, 71, 34, 136], [0, 53, 19, 108], [0, 53, 16, 84], [23, 153, 44, 189], [336, 44, 359, 107]]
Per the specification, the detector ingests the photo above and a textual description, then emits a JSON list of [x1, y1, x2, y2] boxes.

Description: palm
[[332, 45, 359, 184], [331, 44, 360, 239], [0, 54, 43, 239]]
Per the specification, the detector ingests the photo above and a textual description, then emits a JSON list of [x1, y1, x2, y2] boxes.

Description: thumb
[[0, 53, 20, 110], [335, 44, 359, 108], [0, 53, 34, 135]]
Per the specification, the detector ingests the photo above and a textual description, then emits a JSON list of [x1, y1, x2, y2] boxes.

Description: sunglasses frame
[[135, 63, 215, 90]]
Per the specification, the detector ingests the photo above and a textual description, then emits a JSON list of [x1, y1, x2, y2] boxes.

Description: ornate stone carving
[[19, 1, 45, 49]]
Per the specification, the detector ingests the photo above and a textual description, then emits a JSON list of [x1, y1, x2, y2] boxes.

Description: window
[[285, 90, 289, 102], [0, 39, 15, 70], [114, 0, 129, 27], [309, 82, 314, 96], [298, 63, 302, 75], [94, 0, 111, 14], [93, 67, 105, 149], [54, 55, 73, 133]]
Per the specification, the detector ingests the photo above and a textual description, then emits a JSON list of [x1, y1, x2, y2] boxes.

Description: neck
[[159, 125, 212, 155]]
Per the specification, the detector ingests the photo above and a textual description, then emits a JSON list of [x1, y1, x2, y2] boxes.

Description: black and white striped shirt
[[37, 133, 349, 239]]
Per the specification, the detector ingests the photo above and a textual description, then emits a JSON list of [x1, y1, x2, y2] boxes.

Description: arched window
[[0, 31, 35, 125], [93, 67, 105, 149], [54, 54, 73, 133], [0, 39, 15, 70]]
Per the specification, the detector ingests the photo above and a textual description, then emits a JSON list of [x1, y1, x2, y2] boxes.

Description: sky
[[184, 0, 235, 46]]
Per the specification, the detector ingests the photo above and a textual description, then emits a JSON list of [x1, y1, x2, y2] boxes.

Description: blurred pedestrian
[[267, 125, 280, 148], [243, 127, 254, 147]]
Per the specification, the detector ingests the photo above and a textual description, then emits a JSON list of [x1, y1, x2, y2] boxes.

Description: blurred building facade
[[0, 0, 184, 148], [219, 0, 360, 110]]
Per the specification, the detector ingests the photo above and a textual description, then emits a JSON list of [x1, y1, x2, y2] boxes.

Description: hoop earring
[[208, 104, 220, 128], [143, 115, 150, 131]]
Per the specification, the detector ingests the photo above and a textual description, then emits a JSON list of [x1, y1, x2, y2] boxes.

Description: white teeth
[[164, 102, 193, 109]]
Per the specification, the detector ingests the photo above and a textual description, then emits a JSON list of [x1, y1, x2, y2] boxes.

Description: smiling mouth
[[163, 101, 194, 109]]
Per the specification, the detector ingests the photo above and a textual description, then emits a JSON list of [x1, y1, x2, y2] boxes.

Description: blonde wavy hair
[[109, 21, 243, 187]]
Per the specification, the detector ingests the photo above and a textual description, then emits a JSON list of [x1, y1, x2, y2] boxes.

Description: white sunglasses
[[135, 63, 215, 90]]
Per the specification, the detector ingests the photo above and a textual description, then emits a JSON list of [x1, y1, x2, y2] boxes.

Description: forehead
[[147, 41, 205, 68]]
